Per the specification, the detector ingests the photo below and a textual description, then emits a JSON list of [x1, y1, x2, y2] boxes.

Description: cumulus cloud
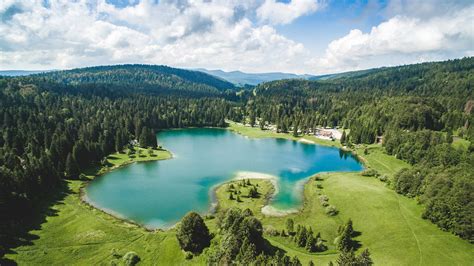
[[256, 0, 322, 25], [312, 3, 474, 74], [0, 0, 311, 73]]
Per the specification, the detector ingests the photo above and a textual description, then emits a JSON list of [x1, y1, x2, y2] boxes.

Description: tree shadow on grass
[[262, 238, 286, 256], [351, 230, 363, 251], [0, 180, 71, 265]]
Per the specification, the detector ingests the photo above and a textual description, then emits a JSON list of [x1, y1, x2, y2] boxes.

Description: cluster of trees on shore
[[177, 208, 303, 265]]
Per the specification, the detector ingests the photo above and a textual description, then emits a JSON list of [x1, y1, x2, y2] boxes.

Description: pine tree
[[337, 226, 352, 251], [296, 226, 308, 247], [346, 219, 354, 236], [305, 233, 316, 252], [336, 249, 357, 265], [357, 249, 373, 265], [65, 153, 80, 179], [291, 255, 302, 266], [236, 238, 257, 264], [286, 218, 294, 234], [340, 130, 346, 145], [139, 127, 149, 148], [248, 186, 259, 198], [293, 122, 299, 137], [446, 130, 453, 144]]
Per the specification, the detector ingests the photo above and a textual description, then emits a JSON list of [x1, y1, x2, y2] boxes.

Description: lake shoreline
[[79, 148, 173, 232], [81, 126, 364, 230]]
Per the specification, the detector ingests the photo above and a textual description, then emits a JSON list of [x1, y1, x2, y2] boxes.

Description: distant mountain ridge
[[0, 70, 54, 76], [195, 69, 315, 86], [2, 65, 381, 87], [195, 68, 383, 86]]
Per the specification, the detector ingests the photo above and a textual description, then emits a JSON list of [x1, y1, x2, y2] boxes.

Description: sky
[[0, 0, 473, 74]]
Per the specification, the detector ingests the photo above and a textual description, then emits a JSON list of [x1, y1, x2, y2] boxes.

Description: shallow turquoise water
[[86, 128, 362, 228]]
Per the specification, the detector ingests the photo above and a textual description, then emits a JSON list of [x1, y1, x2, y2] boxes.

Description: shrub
[[123, 251, 140, 266], [361, 169, 379, 177], [111, 248, 121, 259], [325, 205, 338, 216], [379, 175, 388, 182], [319, 195, 329, 206], [184, 251, 193, 260], [264, 226, 280, 236]]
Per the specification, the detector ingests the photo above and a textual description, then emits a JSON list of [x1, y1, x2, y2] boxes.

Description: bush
[[378, 175, 388, 182], [319, 195, 329, 206], [264, 226, 280, 236], [361, 169, 379, 177], [79, 173, 88, 180], [325, 205, 338, 216], [123, 251, 140, 266], [184, 251, 193, 260]]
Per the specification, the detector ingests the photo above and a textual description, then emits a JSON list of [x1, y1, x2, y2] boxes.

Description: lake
[[85, 128, 363, 228]]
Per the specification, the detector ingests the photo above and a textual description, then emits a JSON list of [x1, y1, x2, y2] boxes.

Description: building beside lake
[[315, 128, 342, 140]]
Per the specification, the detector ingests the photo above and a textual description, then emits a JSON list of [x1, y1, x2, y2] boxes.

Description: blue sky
[[277, 1, 386, 51], [0, 0, 473, 74]]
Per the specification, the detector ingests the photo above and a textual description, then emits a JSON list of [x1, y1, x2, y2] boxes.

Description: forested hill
[[258, 57, 473, 96], [251, 57, 474, 133], [29, 64, 236, 94]]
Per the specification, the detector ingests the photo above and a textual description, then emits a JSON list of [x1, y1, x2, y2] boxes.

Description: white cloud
[[0, 0, 312, 73], [312, 3, 474, 74], [257, 0, 321, 25], [1, 0, 472, 74]]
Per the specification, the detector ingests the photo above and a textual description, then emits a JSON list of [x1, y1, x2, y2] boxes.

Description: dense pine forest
[[1, 58, 473, 262]]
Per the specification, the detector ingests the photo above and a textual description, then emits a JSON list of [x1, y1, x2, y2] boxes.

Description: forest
[[0, 58, 473, 263]]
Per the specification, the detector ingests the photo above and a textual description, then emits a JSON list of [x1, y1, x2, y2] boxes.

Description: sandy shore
[[299, 138, 315, 144], [233, 171, 301, 217], [261, 205, 299, 216]]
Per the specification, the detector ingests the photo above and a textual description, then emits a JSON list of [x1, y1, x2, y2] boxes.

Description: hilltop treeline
[[38, 64, 236, 92], [0, 58, 473, 257]]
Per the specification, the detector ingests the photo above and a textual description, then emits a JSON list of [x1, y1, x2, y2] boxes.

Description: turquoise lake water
[[86, 128, 363, 228]]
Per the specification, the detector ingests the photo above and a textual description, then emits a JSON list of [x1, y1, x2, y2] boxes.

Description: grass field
[[5, 128, 473, 265]]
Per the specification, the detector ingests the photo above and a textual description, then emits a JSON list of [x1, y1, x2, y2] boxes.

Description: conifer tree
[[357, 249, 373, 265]]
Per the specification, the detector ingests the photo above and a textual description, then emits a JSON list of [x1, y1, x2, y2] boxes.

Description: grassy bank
[[228, 121, 342, 148], [86, 147, 172, 177], [6, 128, 473, 265]]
